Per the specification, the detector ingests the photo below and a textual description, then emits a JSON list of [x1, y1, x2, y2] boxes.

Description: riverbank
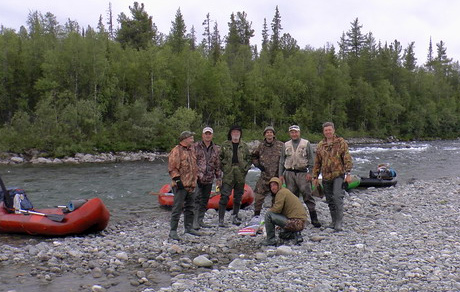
[[1, 177, 460, 291], [0, 137, 390, 165]]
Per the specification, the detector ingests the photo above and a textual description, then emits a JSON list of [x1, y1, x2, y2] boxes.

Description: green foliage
[[0, 6, 459, 156]]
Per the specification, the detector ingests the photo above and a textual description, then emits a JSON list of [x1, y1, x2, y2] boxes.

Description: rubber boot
[[193, 210, 201, 230], [261, 220, 277, 246], [294, 231, 303, 245], [169, 230, 181, 241], [334, 207, 343, 231], [218, 205, 227, 227], [185, 213, 201, 236], [169, 219, 181, 240], [232, 203, 242, 225], [309, 210, 321, 228], [232, 215, 242, 226], [328, 209, 337, 229]]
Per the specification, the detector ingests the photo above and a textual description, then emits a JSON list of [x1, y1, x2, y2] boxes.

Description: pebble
[[1, 177, 460, 291]]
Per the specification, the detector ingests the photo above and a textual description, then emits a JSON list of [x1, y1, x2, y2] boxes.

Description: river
[[1, 139, 459, 229]]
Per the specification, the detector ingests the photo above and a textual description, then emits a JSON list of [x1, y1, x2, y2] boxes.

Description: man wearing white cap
[[279, 125, 321, 228], [192, 127, 222, 229]]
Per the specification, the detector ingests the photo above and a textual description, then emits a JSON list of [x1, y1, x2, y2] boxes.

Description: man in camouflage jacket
[[313, 122, 353, 231], [218, 125, 252, 226], [192, 127, 222, 229], [168, 131, 200, 240], [252, 126, 283, 217]]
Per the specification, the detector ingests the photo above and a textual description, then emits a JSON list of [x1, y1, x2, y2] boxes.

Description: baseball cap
[[179, 131, 195, 141], [263, 126, 275, 135], [202, 127, 213, 134], [288, 125, 300, 132]]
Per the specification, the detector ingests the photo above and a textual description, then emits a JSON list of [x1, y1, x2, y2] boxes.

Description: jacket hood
[[268, 177, 282, 188], [227, 125, 243, 140]]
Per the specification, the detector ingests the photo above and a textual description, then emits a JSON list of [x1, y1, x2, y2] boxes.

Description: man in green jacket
[[218, 125, 252, 226], [262, 177, 307, 246]]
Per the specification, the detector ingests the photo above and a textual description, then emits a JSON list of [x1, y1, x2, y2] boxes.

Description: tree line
[[0, 3, 459, 157]]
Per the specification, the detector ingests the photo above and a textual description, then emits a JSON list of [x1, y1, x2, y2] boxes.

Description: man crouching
[[262, 177, 307, 246]]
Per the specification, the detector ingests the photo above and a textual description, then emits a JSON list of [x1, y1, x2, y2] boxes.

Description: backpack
[[369, 164, 397, 180], [1, 188, 34, 213]]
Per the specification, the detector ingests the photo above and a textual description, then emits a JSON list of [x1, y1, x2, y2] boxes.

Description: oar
[[19, 209, 65, 222]]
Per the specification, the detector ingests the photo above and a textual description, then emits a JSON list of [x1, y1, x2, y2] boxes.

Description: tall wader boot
[[184, 213, 201, 236], [232, 183, 244, 225], [169, 219, 181, 241], [294, 231, 303, 245], [328, 209, 337, 229], [232, 203, 242, 225], [262, 212, 286, 246], [334, 204, 343, 231], [218, 205, 227, 227], [193, 210, 201, 230], [309, 210, 321, 228]]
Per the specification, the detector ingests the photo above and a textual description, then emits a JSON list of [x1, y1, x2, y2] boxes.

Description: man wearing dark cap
[[168, 131, 200, 240], [218, 125, 252, 226], [192, 126, 222, 229], [279, 125, 321, 228], [251, 126, 284, 217]]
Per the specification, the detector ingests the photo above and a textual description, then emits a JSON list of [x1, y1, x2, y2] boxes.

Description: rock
[[115, 252, 128, 261], [91, 267, 103, 278], [10, 156, 24, 163], [228, 258, 247, 270], [276, 245, 294, 255], [193, 255, 213, 267], [91, 285, 106, 292]]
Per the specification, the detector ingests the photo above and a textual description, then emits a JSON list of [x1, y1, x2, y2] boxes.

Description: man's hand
[[313, 178, 319, 187], [173, 177, 184, 190], [345, 174, 352, 183], [306, 173, 312, 182]]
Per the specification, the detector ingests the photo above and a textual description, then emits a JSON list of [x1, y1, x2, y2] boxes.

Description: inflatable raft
[[358, 177, 397, 188], [0, 197, 110, 236], [155, 184, 254, 210]]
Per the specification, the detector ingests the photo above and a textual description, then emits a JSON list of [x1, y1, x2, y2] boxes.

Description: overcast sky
[[1, 0, 459, 65]]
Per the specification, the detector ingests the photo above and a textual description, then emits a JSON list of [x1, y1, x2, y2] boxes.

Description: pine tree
[[403, 42, 417, 71], [168, 8, 188, 53], [116, 2, 155, 50], [269, 6, 282, 63]]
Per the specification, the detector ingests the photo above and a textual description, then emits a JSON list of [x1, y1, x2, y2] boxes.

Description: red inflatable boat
[[154, 184, 254, 210], [0, 197, 110, 236]]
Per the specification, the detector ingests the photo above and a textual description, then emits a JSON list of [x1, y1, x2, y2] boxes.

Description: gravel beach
[[2, 177, 460, 292]]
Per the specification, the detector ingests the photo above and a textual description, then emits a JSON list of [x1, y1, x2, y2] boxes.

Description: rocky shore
[[2, 176, 460, 291], [0, 151, 167, 165], [0, 137, 389, 165]]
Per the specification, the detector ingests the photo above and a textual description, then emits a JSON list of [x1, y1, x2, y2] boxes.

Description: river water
[[1, 139, 459, 229]]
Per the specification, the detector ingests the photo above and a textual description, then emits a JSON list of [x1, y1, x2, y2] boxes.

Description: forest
[[0, 2, 459, 157]]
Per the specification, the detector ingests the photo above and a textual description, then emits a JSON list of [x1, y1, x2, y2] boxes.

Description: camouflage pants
[[284, 218, 306, 232], [254, 176, 273, 214]]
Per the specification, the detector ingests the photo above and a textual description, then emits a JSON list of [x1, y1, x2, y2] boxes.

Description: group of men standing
[[167, 122, 352, 245]]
